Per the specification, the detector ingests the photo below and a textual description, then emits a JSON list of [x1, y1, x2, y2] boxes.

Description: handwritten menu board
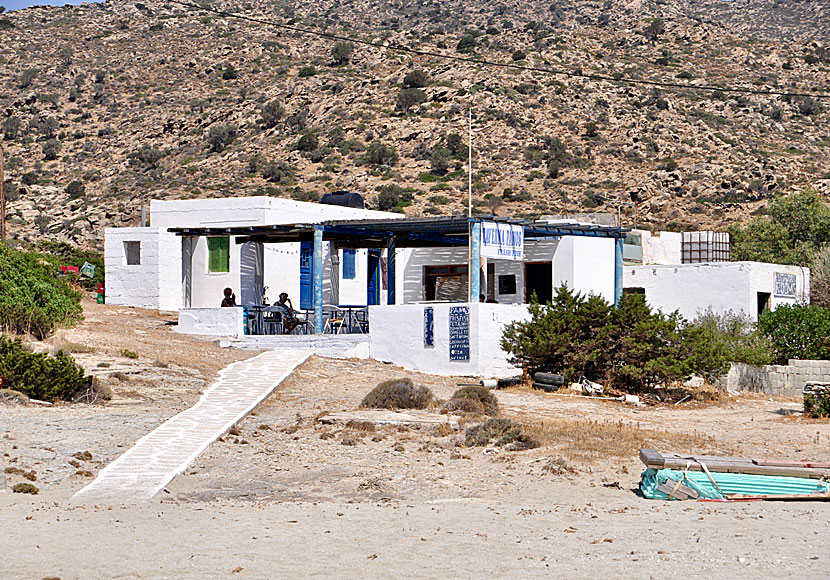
[[424, 307, 434, 348], [449, 306, 470, 361]]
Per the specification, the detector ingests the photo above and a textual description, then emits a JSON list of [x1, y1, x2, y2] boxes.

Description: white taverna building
[[104, 196, 626, 377], [622, 229, 810, 321]]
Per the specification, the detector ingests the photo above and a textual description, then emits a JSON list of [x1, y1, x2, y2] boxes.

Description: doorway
[[367, 250, 381, 305], [757, 292, 771, 319], [524, 262, 552, 304], [299, 242, 313, 309]]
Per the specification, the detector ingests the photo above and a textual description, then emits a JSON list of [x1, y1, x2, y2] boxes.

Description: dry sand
[[2, 301, 830, 579]]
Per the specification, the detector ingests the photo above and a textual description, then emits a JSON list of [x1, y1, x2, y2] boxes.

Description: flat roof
[[168, 216, 627, 248]]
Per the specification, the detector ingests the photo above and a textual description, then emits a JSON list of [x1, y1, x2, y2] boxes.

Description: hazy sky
[[3, 0, 103, 12]]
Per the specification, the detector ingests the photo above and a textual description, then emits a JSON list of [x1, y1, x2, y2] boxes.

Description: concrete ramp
[[73, 350, 311, 503]]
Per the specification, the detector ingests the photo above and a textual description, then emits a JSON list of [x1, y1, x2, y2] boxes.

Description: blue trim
[[387, 237, 396, 305], [342, 248, 356, 280], [313, 226, 324, 333], [614, 237, 624, 306], [469, 221, 481, 302]]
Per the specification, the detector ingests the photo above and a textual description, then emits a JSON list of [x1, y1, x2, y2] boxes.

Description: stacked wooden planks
[[639, 449, 830, 501]]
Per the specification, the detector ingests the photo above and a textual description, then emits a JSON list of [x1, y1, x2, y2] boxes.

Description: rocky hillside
[[0, 0, 827, 249]]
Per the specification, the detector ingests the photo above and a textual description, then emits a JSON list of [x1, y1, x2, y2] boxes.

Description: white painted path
[[73, 350, 311, 502]]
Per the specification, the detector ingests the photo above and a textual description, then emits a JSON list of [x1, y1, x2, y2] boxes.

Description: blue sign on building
[[424, 307, 434, 348], [449, 306, 470, 361]]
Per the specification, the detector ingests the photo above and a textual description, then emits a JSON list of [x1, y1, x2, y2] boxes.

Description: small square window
[[124, 241, 141, 266]]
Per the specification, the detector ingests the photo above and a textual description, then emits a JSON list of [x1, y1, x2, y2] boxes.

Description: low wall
[[221, 335, 370, 359], [369, 303, 530, 378], [726, 359, 830, 397], [175, 307, 245, 337]]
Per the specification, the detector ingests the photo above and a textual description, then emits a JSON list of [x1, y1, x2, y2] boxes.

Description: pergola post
[[469, 220, 481, 302], [386, 236, 396, 305], [614, 236, 624, 306], [313, 225, 324, 333]]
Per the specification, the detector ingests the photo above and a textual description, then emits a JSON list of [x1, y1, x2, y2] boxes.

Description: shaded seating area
[[170, 216, 628, 336]]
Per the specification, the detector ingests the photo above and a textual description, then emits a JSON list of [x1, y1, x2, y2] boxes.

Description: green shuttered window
[[208, 237, 230, 273]]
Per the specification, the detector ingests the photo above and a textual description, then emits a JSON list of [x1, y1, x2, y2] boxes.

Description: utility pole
[[0, 139, 5, 243], [468, 106, 472, 218]]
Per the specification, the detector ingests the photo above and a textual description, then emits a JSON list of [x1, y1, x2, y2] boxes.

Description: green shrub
[[260, 100, 284, 129], [729, 189, 830, 266], [32, 240, 104, 291], [12, 483, 39, 494], [128, 146, 166, 169], [456, 34, 476, 53], [261, 160, 294, 184], [804, 391, 830, 418], [684, 310, 774, 380], [2, 116, 21, 140], [331, 40, 353, 65], [18, 68, 37, 88], [295, 132, 318, 152], [396, 88, 427, 113], [298, 66, 316, 78], [0, 245, 83, 338], [42, 139, 61, 161], [502, 286, 689, 391], [403, 69, 430, 88], [364, 141, 399, 167], [65, 180, 85, 199], [0, 335, 89, 402], [465, 418, 538, 450], [375, 184, 413, 212], [120, 349, 138, 359], [449, 386, 498, 416], [511, 49, 526, 61], [21, 171, 38, 186], [759, 304, 830, 364], [360, 378, 433, 409], [207, 124, 237, 152]]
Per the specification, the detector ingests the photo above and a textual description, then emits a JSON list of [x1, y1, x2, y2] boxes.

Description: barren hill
[[0, 0, 827, 249]]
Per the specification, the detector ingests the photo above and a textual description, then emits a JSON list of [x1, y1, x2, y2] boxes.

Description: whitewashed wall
[[635, 230, 683, 265], [104, 227, 162, 309], [623, 262, 810, 321], [175, 307, 245, 336], [369, 303, 530, 377]]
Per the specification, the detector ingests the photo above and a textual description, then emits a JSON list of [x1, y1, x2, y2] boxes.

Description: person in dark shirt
[[274, 292, 300, 334], [221, 287, 236, 307]]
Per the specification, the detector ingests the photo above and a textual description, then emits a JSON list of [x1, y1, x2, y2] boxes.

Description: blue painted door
[[367, 250, 381, 305], [300, 242, 313, 309]]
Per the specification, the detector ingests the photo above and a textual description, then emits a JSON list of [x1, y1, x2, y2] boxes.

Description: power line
[[168, 0, 830, 100]]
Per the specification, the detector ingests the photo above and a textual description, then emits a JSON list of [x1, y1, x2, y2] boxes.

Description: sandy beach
[[2, 302, 829, 579]]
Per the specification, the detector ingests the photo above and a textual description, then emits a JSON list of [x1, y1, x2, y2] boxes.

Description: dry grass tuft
[[465, 418, 539, 450], [449, 386, 498, 416], [360, 378, 433, 410], [12, 483, 39, 494], [518, 418, 720, 464], [442, 397, 485, 416], [345, 420, 377, 432]]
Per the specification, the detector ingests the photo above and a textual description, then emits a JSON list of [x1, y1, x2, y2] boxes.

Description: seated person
[[273, 292, 300, 334], [221, 287, 236, 307]]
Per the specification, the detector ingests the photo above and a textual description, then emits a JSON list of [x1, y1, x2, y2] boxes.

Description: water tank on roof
[[320, 191, 364, 209]]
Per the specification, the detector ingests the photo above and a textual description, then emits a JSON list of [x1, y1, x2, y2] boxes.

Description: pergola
[[169, 217, 628, 333]]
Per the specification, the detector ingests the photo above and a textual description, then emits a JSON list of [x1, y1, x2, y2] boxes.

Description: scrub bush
[[364, 141, 399, 167], [0, 335, 89, 401], [502, 286, 687, 391], [448, 386, 498, 416], [12, 483, 39, 494], [360, 378, 433, 410], [465, 418, 538, 450], [0, 245, 83, 338], [32, 240, 104, 291], [759, 304, 830, 364]]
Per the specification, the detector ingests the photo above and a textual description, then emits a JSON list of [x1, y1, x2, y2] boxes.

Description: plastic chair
[[323, 305, 347, 334]]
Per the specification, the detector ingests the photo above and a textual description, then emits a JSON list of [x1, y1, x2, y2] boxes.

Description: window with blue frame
[[342, 249, 356, 280]]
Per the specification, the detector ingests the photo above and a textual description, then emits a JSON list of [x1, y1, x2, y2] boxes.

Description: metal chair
[[323, 305, 347, 334], [262, 309, 283, 335]]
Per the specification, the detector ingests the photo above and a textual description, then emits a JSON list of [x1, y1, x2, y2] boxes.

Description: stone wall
[[726, 359, 830, 396]]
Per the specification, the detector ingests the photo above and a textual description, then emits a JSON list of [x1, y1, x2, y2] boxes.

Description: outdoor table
[[244, 304, 267, 335], [337, 305, 368, 333]]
